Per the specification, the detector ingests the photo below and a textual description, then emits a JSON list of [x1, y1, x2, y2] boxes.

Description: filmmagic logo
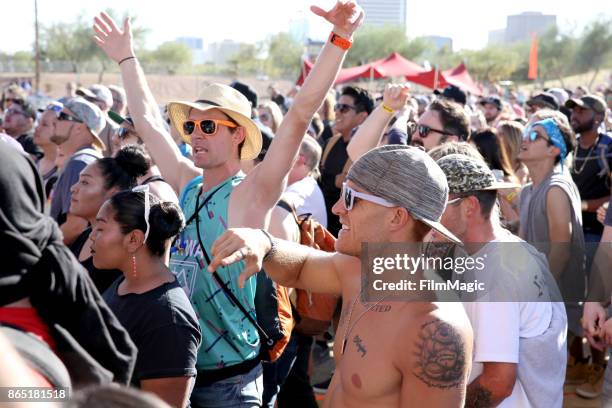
[[372, 279, 485, 293]]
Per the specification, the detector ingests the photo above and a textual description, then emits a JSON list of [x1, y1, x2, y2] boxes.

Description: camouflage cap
[[436, 154, 519, 194]]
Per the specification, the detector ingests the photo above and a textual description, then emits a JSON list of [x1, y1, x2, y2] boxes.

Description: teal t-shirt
[[169, 173, 260, 370]]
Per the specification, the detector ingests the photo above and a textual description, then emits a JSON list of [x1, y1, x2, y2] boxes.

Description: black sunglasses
[[57, 111, 83, 123], [182, 119, 237, 136], [417, 124, 453, 138], [334, 103, 357, 114]]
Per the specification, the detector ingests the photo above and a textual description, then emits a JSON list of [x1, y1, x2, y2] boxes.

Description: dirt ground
[[0, 72, 295, 106]]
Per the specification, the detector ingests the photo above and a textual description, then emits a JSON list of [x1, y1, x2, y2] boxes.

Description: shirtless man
[[209, 145, 473, 407]]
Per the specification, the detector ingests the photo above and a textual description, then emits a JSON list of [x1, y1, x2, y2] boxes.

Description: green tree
[[345, 25, 425, 67], [575, 18, 612, 87], [40, 15, 97, 73], [148, 42, 192, 75], [459, 46, 520, 84], [265, 33, 303, 78], [227, 43, 261, 76], [537, 26, 577, 86]]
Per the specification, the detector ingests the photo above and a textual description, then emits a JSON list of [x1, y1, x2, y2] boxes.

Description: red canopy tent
[[296, 54, 482, 96], [404, 63, 483, 96], [296, 52, 426, 86]]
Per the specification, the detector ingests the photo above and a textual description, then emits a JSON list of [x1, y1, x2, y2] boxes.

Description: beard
[[571, 117, 595, 134]]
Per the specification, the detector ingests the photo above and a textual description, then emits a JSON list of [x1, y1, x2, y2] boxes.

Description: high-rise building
[[488, 12, 556, 45], [505, 12, 556, 43], [359, 0, 407, 27], [176, 37, 205, 64]]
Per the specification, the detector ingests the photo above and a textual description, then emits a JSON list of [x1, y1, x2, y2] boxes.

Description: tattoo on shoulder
[[412, 319, 466, 389], [465, 383, 493, 408]]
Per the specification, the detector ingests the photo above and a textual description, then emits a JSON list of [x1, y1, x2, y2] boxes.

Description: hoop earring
[[132, 255, 137, 278]]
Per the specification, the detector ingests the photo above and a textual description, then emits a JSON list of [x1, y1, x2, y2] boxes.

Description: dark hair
[[529, 109, 576, 165], [341, 86, 374, 114], [469, 128, 517, 181], [457, 190, 498, 219], [97, 145, 150, 191], [109, 191, 185, 256], [428, 99, 470, 141], [11, 99, 37, 120]]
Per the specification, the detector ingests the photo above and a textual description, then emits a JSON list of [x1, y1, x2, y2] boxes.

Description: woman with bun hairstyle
[[91, 189, 201, 408], [69, 144, 150, 292]]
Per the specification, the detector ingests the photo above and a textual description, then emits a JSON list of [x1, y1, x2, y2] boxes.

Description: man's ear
[[233, 126, 246, 146]]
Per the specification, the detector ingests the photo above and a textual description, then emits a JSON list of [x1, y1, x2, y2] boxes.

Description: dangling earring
[[132, 255, 137, 278]]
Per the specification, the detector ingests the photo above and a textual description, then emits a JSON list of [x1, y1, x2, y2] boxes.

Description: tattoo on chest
[[412, 319, 466, 389], [371, 304, 391, 312], [353, 335, 367, 357]]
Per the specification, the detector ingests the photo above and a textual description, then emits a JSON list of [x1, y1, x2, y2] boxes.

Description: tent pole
[[433, 65, 439, 90]]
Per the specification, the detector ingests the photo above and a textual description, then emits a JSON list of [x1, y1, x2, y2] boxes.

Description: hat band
[[194, 99, 221, 107]]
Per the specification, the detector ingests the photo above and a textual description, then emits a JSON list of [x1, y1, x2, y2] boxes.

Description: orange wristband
[[329, 32, 352, 50]]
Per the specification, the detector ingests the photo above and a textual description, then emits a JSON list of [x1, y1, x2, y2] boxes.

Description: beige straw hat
[[167, 84, 262, 161]]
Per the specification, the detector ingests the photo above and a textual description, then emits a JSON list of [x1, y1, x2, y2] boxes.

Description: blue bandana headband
[[525, 118, 568, 170]]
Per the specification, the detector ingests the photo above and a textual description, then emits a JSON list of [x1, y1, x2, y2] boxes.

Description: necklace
[[340, 295, 389, 355], [572, 135, 599, 175]]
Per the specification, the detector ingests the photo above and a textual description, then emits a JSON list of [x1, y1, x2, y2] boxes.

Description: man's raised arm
[[208, 228, 352, 295], [93, 13, 199, 193], [249, 1, 364, 206], [346, 83, 410, 161]]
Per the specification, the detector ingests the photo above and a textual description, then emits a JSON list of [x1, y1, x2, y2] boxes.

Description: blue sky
[[2, 0, 609, 53]]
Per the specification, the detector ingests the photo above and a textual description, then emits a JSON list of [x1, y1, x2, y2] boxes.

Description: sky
[[1, 0, 610, 54]]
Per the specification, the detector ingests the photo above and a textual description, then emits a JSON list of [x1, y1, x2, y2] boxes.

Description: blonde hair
[[496, 120, 525, 170], [300, 135, 322, 180], [259, 101, 284, 134]]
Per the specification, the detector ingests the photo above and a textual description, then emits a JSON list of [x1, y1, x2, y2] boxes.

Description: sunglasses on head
[[334, 103, 357, 114], [117, 126, 141, 142], [57, 111, 83, 123], [341, 182, 396, 211], [416, 124, 453, 138], [182, 119, 237, 136]]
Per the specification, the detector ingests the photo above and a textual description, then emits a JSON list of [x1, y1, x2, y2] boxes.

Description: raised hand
[[208, 228, 272, 288], [311, 0, 365, 39], [382, 83, 411, 112], [93, 12, 135, 63]]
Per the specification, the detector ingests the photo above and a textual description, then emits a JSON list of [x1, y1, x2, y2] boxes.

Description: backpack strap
[[320, 134, 343, 170]]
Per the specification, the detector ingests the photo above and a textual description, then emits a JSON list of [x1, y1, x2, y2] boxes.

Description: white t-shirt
[[284, 176, 328, 228], [462, 231, 567, 408]]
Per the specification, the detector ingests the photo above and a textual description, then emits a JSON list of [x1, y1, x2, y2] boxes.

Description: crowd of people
[[0, 1, 611, 407]]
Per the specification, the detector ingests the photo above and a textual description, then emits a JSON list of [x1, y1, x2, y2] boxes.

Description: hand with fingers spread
[[382, 83, 411, 112], [93, 12, 135, 63], [310, 0, 365, 39], [582, 301, 607, 350], [208, 228, 272, 288]]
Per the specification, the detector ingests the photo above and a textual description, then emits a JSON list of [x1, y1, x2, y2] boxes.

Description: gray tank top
[[519, 171, 586, 301]]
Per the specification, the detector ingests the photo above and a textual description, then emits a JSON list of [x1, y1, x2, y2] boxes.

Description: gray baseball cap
[[64, 97, 106, 151], [436, 153, 520, 194], [346, 145, 461, 243], [76, 84, 113, 108]]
